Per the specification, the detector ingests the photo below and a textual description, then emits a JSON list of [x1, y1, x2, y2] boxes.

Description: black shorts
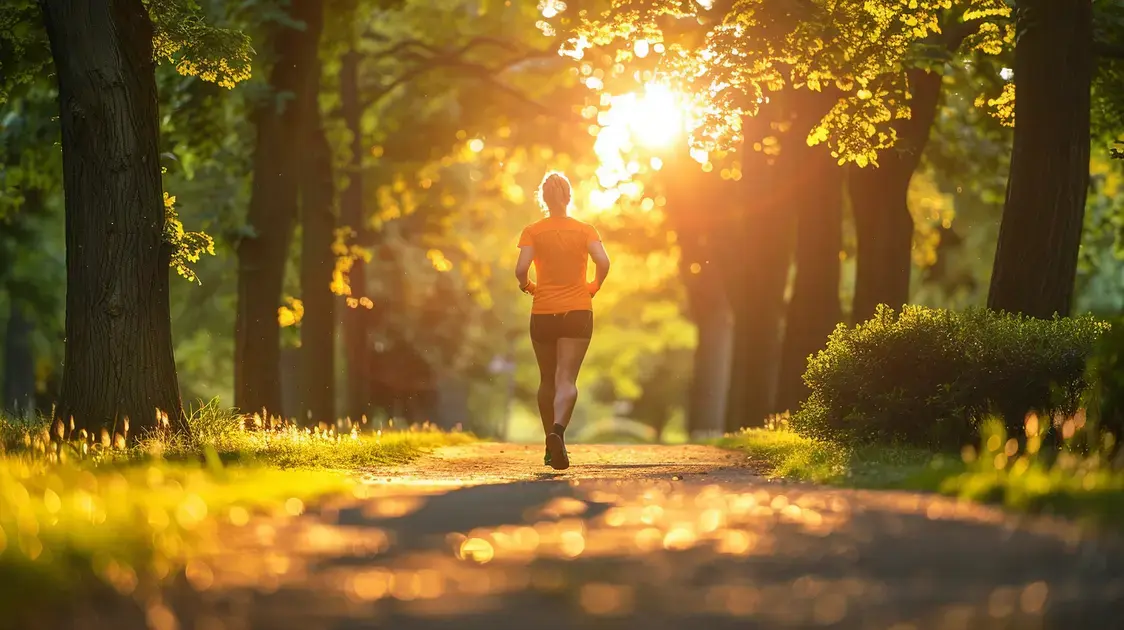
[[530, 310, 594, 344]]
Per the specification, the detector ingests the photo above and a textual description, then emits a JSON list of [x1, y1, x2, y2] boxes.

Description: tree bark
[[235, 0, 322, 415], [987, 0, 1092, 318], [776, 148, 844, 413], [339, 48, 372, 420], [299, 50, 336, 426], [3, 301, 36, 417], [722, 117, 795, 431], [849, 69, 943, 324], [40, 0, 185, 437], [685, 273, 733, 439], [666, 161, 735, 438]]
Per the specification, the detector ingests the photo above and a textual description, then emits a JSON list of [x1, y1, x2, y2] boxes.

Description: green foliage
[[148, 0, 255, 88], [791, 305, 1108, 449], [564, 0, 1012, 163], [722, 418, 1124, 527], [720, 423, 936, 486], [1085, 317, 1124, 444], [0, 1, 51, 104], [163, 192, 216, 284], [1093, 0, 1124, 140], [1, 0, 253, 105]]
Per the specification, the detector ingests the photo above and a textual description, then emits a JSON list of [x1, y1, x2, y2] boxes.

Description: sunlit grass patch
[[719, 425, 935, 486], [721, 414, 1124, 527], [2, 399, 474, 469], [0, 455, 353, 614], [0, 401, 473, 619]]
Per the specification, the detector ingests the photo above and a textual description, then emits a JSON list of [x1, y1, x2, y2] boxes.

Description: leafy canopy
[[0, 0, 254, 103], [558, 0, 1011, 165]]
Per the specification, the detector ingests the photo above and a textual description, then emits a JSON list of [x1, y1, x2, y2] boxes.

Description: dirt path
[[362, 442, 759, 485], [84, 444, 1124, 629]]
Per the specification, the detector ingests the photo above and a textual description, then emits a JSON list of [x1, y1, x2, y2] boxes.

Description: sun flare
[[585, 82, 699, 212], [609, 83, 689, 149]]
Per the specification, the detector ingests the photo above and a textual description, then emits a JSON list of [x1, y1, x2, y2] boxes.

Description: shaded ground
[[69, 444, 1124, 629]]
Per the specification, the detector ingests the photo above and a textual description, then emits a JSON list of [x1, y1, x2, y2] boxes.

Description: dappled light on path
[[59, 444, 1124, 629]]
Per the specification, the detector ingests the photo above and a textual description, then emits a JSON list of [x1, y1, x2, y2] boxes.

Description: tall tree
[[2, 300, 35, 416], [849, 20, 995, 323], [776, 140, 844, 413], [235, 0, 322, 415], [849, 69, 944, 323], [39, 0, 186, 434], [299, 10, 336, 424], [987, 0, 1093, 317], [338, 46, 372, 420], [663, 151, 734, 437], [723, 112, 795, 430], [566, 0, 1011, 428]]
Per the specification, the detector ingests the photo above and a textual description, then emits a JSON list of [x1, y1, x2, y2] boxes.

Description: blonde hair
[[537, 171, 572, 217]]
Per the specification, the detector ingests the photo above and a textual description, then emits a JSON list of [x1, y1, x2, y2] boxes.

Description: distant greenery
[[0, 404, 472, 620], [792, 305, 1108, 449], [723, 416, 1124, 528]]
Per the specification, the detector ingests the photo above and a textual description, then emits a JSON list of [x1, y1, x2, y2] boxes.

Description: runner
[[515, 171, 611, 470]]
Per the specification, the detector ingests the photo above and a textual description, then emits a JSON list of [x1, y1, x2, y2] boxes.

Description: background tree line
[[1, 0, 1123, 442]]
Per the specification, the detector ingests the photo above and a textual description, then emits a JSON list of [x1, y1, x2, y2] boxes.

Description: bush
[[1085, 317, 1124, 444], [790, 305, 1108, 450]]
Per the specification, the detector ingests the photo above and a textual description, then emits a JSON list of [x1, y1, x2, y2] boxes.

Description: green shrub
[[1085, 317, 1124, 444], [790, 305, 1108, 450]]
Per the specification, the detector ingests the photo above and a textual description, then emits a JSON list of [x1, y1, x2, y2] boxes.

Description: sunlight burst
[[585, 82, 699, 212]]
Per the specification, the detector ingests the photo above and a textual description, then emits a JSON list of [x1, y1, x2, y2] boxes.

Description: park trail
[[84, 443, 1124, 629]]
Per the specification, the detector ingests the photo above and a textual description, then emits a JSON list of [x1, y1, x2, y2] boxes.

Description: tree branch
[[942, 18, 986, 51], [439, 60, 586, 124], [357, 44, 562, 111], [364, 34, 526, 63]]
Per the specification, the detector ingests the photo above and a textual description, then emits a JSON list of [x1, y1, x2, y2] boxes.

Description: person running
[[515, 171, 610, 471]]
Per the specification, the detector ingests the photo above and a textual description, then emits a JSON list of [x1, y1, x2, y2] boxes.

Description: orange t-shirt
[[518, 216, 601, 315]]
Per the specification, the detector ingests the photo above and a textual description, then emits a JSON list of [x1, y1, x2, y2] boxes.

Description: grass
[[0, 401, 473, 618], [720, 415, 1124, 527]]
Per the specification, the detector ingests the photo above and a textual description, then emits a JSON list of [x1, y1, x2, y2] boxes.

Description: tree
[[987, 0, 1093, 318], [38, 0, 186, 435], [848, 69, 944, 323], [564, 0, 1011, 427], [662, 149, 734, 437], [19, 0, 250, 437], [0, 81, 64, 417], [299, 29, 337, 424], [337, 46, 372, 420], [775, 97, 844, 413], [235, 0, 323, 416]]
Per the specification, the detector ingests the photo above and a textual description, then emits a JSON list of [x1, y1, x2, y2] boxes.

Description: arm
[[588, 240, 610, 295], [515, 245, 536, 294]]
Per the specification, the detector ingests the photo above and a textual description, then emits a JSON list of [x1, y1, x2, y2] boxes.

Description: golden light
[[584, 81, 700, 213], [610, 82, 688, 149]]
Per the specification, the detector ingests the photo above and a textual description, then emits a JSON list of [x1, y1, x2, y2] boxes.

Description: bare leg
[[553, 337, 591, 430], [531, 340, 557, 436]]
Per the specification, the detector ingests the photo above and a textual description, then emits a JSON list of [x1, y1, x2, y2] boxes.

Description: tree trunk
[[987, 0, 1092, 318], [339, 48, 371, 420], [776, 149, 844, 413], [722, 116, 796, 431], [235, 0, 321, 415], [40, 0, 185, 437], [686, 280, 733, 439], [850, 69, 943, 324], [3, 301, 36, 417], [300, 64, 336, 426], [660, 150, 734, 438]]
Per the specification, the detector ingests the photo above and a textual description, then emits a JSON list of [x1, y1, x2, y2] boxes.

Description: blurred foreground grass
[[721, 415, 1124, 527], [0, 401, 472, 616]]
